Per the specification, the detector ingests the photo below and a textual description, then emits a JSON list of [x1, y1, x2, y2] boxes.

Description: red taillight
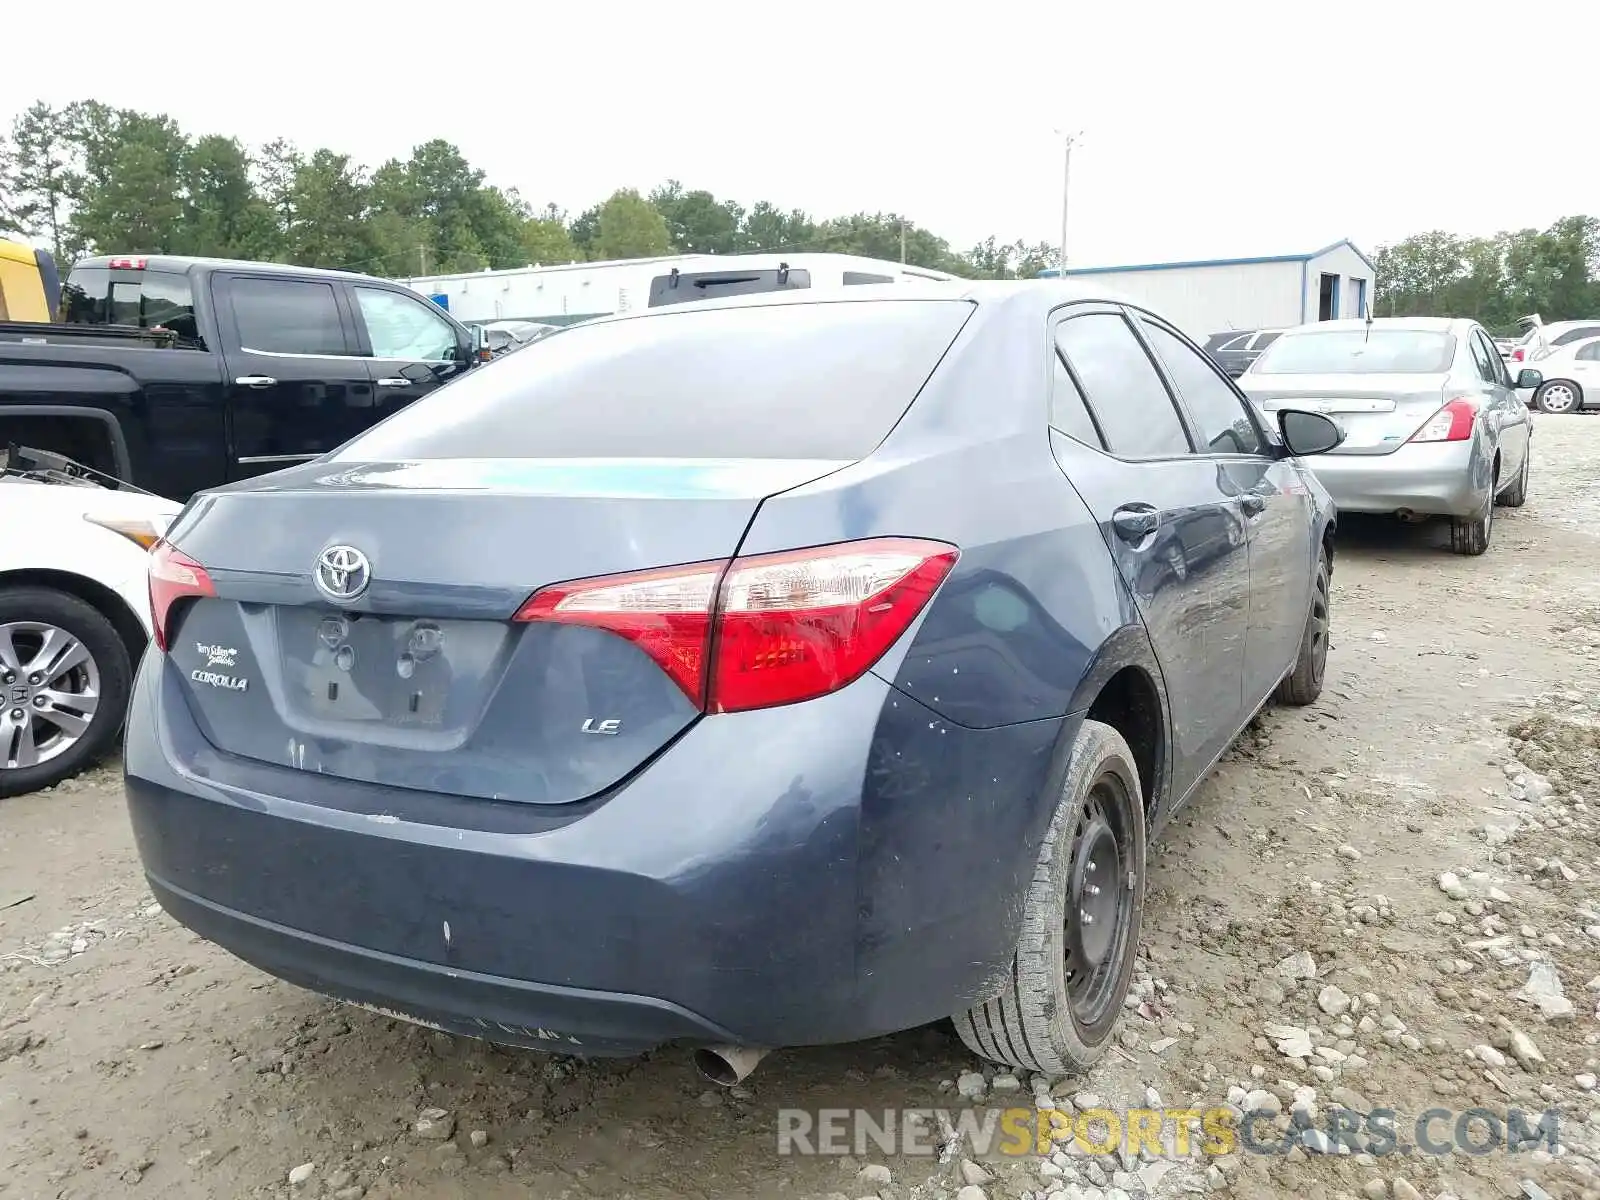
[[513, 538, 959, 713], [148, 540, 216, 652], [107, 256, 148, 270], [1408, 397, 1478, 444]]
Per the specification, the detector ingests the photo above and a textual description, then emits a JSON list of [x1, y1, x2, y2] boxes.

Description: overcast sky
[[5, 1, 1596, 267]]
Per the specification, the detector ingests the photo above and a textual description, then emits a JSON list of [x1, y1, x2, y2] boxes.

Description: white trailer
[[397, 252, 960, 326], [1042, 240, 1375, 343]]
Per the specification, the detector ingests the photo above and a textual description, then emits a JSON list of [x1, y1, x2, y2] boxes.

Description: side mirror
[[1516, 368, 1543, 390], [1278, 409, 1345, 457], [466, 324, 491, 363]]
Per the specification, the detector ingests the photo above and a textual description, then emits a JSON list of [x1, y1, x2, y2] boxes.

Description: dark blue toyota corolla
[[124, 282, 1342, 1083]]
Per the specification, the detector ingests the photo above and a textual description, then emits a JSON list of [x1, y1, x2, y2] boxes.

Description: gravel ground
[[3, 414, 1600, 1200]]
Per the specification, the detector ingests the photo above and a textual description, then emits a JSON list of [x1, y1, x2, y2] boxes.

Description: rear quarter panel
[[733, 299, 1162, 1020]]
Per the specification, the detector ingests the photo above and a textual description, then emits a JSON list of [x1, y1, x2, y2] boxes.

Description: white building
[[1044, 240, 1374, 341], [396, 252, 959, 326]]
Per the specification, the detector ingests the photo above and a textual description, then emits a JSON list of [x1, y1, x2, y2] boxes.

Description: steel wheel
[[1307, 563, 1330, 687], [0, 621, 102, 770], [1063, 772, 1139, 1032], [1536, 382, 1579, 415]]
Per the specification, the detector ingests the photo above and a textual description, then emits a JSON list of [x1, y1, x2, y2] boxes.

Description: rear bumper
[[124, 652, 1069, 1054], [147, 873, 735, 1054], [1306, 440, 1485, 518]]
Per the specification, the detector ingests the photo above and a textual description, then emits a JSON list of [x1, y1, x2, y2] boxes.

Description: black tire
[[1497, 450, 1529, 508], [952, 719, 1146, 1075], [1534, 380, 1582, 415], [0, 587, 132, 799], [1274, 547, 1330, 706], [1449, 491, 1493, 556]]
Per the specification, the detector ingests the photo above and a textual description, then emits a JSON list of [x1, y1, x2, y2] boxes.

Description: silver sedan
[[1239, 318, 1538, 556]]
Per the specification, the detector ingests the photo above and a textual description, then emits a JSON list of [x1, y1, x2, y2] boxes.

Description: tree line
[[0, 100, 1059, 282], [1371, 218, 1599, 333], [2, 99, 1597, 328]]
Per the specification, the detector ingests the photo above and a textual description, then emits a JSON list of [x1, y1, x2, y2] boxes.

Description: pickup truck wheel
[[0, 588, 131, 798], [1274, 547, 1330, 706], [952, 719, 1146, 1075]]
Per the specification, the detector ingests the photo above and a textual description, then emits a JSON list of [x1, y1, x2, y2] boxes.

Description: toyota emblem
[[314, 545, 372, 603]]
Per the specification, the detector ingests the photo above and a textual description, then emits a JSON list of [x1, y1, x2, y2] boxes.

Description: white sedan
[[1, 460, 180, 796], [1516, 336, 1600, 414]]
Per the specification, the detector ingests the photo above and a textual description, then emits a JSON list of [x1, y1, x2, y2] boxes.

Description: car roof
[[578, 277, 1180, 330], [72, 254, 392, 285], [1277, 316, 1469, 336]]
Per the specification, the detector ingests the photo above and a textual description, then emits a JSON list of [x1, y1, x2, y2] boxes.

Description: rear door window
[[1055, 313, 1192, 458], [647, 268, 812, 307], [333, 299, 974, 462], [228, 277, 349, 357]]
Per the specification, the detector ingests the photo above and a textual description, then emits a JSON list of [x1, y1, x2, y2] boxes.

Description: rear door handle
[[234, 375, 276, 388], [1111, 505, 1160, 543], [1240, 493, 1267, 516], [375, 377, 410, 388]]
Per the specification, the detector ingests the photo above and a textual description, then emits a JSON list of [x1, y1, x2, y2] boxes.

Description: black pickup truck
[[0, 255, 489, 500]]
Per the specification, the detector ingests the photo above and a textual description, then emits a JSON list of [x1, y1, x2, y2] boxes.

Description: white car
[[1, 462, 181, 796], [1515, 335, 1600, 414], [1503, 318, 1600, 369]]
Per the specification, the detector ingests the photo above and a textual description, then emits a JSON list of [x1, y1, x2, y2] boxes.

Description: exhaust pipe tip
[[693, 1044, 769, 1087]]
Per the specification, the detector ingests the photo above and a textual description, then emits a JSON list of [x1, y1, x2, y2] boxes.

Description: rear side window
[[1204, 331, 1251, 351], [648, 268, 812, 307], [334, 300, 974, 462], [1050, 353, 1104, 448], [1578, 342, 1600, 362], [229, 277, 347, 356], [1250, 331, 1282, 350], [1055, 314, 1191, 458], [1468, 331, 1497, 383]]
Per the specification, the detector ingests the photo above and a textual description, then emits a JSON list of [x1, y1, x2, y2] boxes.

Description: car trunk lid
[[1242, 372, 1451, 456], [161, 456, 846, 805]]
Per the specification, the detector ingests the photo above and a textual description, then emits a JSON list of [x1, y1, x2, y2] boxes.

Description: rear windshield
[[1252, 330, 1456, 375], [334, 299, 974, 462], [1204, 332, 1251, 351], [647, 268, 812, 308]]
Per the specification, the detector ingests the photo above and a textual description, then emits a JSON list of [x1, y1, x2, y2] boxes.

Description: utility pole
[[418, 244, 429, 276], [1055, 129, 1082, 272], [900, 217, 906, 264]]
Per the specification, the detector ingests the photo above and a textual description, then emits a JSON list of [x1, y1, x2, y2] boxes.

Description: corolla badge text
[[192, 642, 248, 691], [192, 669, 248, 692]]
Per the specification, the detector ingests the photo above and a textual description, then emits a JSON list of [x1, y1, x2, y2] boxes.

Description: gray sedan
[[1239, 318, 1539, 556]]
